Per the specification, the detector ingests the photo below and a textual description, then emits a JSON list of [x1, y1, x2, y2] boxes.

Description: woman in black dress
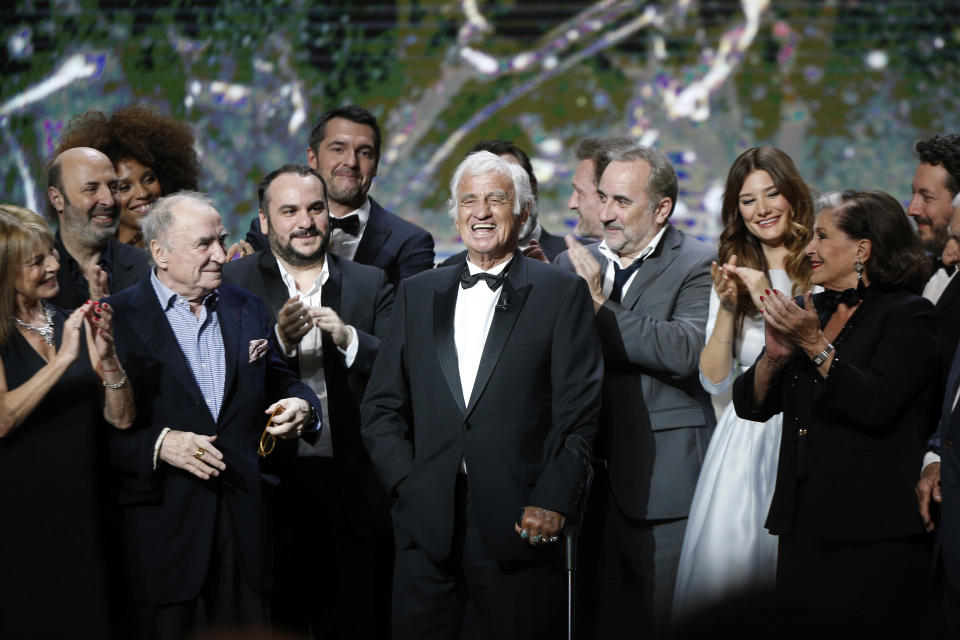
[[0, 205, 134, 639], [732, 190, 938, 627]]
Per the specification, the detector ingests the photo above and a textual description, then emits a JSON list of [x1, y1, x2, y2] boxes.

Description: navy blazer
[[935, 339, 960, 591], [244, 196, 435, 284], [361, 255, 603, 564], [222, 251, 395, 536], [105, 278, 322, 604]]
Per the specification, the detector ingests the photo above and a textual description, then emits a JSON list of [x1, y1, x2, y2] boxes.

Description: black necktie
[[610, 260, 643, 303], [935, 256, 957, 278], [329, 214, 361, 236], [460, 265, 506, 290]]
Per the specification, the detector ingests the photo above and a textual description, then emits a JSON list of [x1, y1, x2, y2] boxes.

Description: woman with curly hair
[[672, 146, 815, 622], [56, 105, 200, 247]]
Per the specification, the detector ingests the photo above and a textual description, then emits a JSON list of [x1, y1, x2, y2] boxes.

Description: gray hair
[[576, 136, 637, 185], [141, 190, 217, 252], [816, 191, 843, 212], [603, 145, 678, 216], [446, 151, 535, 219]]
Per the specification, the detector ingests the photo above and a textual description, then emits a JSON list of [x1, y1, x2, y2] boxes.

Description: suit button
[[946, 440, 953, 450], [462, 422, 471, 432]]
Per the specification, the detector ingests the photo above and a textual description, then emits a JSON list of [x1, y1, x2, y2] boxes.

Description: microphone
[[496, 292, 510, 312]]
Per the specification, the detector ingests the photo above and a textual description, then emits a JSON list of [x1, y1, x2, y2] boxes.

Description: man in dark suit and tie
[[556, 144, 715, 638], [106, 191, 321, 639], [244, 106, 435, 283], [45, 147, 150, 308], [223, 164, 395, 639], [361, 151, 603, 639]]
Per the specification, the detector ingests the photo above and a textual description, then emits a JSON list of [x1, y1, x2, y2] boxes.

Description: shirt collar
[[597, 224, 668, 267], [465, 255, 513, 276], [150, 269, 219, 311], [331, 197, 371, 227], [275, 256, 329, 297]]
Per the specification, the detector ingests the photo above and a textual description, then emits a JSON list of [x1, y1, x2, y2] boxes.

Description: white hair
[[142, 191, 217, 251], [446, 151, 535, 219]]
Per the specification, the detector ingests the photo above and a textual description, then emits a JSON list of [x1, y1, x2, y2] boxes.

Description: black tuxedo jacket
[[734, 287, 939, 540], [935, 274, 960, 385], [51, 234, 151, 309], [936, 339, 960, 591], [244, 197, 434, 284], [222, 251, 395, 535], [360, 254, 603, 564], [105, 278, 322, 604]]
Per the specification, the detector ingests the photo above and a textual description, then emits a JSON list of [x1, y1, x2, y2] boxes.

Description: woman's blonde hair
[[0, 205, 56, 347]]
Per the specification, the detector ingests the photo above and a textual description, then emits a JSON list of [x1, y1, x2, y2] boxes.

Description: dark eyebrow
[[308, 199, 326, 209]]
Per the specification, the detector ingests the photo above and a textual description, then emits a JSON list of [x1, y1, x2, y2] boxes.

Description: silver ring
[[530, 534, 542, 544], [547, 536, 559, 543], [73, 325, 82, 330]]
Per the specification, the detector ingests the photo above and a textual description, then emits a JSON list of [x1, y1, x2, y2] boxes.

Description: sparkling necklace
[[12, 301, 55, 346]]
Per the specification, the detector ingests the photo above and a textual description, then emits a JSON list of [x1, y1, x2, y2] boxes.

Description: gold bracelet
[[102, 373, 128, 389]]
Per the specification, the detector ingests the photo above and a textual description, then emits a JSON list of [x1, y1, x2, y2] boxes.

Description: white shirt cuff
[[275, 324, 297, 358], [923, 451, 942, 472], [153, 427, 172, 470], [338, 325, 358, 368]]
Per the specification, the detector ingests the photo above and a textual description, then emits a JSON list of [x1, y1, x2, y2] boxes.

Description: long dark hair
[[718, 146, 814, 331]]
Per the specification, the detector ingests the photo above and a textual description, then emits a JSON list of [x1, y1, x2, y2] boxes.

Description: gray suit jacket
[[556, 224, 716, 520]]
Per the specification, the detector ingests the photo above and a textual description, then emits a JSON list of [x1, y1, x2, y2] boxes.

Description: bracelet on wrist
[[102, 373, 128, 389]]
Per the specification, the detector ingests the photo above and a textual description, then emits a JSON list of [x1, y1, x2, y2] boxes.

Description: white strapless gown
[[671, 270, 793, 622]]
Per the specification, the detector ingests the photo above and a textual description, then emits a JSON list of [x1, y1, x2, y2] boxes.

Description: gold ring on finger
[[194, 448, 205, 459]]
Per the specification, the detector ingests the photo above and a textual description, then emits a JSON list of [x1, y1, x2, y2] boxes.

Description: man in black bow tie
[[361, 150, 603, 640], [244, 106, 435, 284]]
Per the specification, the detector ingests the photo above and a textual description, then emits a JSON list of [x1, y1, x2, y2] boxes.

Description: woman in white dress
[[672, 146, 814, 621]]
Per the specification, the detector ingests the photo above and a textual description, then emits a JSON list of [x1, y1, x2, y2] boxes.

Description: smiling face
[[306, 117, 378, 215], [568, 158, 604, 240], [260, 172, 330, 268], [907, 162, 955, 254], [49, 147, 120, 249], [15, 239, 60, 303], [152, 200, 227, 302], [455, 170, 527, 268], [598, 159, 670, 261], [805, 206, 868, 291], [116, 157, 163, 231], [738, 169, 792, 247]]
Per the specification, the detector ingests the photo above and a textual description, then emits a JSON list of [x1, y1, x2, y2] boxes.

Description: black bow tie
[[460, 265, 506, 290], [329, 214, 361, 236], [819, 286, 863, 316], [935, 256, 957, 277]]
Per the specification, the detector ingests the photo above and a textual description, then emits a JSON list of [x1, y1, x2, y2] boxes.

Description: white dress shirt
[[276, 259, 358, 457], [328, 198, 371, 261], [597, 224, 668, 300], [454, 258, 511, 407], [922, 267, 957, 304]]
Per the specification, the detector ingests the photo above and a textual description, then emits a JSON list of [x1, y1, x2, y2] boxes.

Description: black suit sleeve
[[346, 271, 395, 378], [392, 229, 435, 282], [360, 280, 415, 494], [530, 276, 603, 518]]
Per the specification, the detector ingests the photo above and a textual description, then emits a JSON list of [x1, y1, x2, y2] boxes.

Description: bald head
[[47, 146, 119, 249]]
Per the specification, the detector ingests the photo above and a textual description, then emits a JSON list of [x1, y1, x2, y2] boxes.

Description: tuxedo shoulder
[[221, 253, 262, 280], [218, 282, 268, 308], [110, 238, 151, 267], [330, 254, 388, 281], [372, 199, 432, 240], [524, 255, 580, 285]]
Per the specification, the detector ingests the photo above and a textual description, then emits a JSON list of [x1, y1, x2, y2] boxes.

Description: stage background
[[3, 0, 960, 257]]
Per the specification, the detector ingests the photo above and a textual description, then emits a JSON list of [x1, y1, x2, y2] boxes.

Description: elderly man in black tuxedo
[[223, 164, 395, 639], [361, 151, 603, 640]]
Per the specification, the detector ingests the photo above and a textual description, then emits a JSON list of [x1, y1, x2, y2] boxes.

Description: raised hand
[[85, 264, 110, 300]]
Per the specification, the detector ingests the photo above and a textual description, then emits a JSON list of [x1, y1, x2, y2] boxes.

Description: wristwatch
[[812, 343, 835, 366]]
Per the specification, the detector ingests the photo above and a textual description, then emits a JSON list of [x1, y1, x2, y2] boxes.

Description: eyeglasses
[[258, 405, 284, 457]]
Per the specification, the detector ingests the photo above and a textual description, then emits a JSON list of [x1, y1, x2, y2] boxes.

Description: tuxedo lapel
[[218, 288, 243, 418], [132, 281, 208, 411], [353, 200, 390, 267], [433, 270, 466, 414], [321, 258, 343, 313], [257, 253, 292, 319], [465, 257, 531, 416]]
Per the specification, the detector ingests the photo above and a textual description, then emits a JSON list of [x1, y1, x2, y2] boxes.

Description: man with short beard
[[46, 147, 151, 309], [223, 164, 395, 640]]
